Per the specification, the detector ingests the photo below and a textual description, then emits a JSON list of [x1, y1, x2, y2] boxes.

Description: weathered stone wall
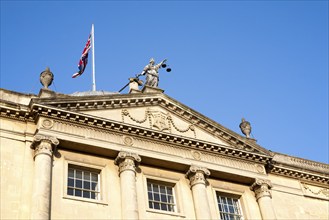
[[270, 174, 329, 219], [0, 123, 34, 219]]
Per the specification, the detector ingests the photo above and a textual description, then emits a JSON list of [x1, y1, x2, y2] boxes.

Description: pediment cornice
[[24, 102, 271, 164], [30, 93, 271, 156]]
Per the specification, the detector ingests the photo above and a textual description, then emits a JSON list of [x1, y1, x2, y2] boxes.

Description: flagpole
[[91, 24, 96, 91]]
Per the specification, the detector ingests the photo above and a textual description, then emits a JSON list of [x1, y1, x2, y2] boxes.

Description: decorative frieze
[[251, 179, 273, 200], [186, 166, 210, 187], [114, 151, 141, 175]]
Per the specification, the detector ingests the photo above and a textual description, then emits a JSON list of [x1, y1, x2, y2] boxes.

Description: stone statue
[[137, 58, 167, 87], [239, 118, 251, 138], [40, 67, 54, 89]]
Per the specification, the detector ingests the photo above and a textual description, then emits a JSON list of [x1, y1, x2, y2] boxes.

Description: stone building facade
[[1, 81, 328, 219]]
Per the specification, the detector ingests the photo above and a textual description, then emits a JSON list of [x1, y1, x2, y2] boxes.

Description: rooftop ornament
[[136, 58, 170, 88], [239, 118, 252, 138], [40, 67, 54, 89]]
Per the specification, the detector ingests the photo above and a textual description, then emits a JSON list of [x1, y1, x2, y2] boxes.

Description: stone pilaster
[[30, 134, 59, 220], [115, 151, 141, 220], [186, 166, 212, 219], [251, 179, 277, 220]]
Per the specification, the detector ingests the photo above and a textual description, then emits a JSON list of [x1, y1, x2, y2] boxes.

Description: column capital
[[186, 165, 211, 187], [115, 151, 141, 175], [251, 178, 273, 200], [30, 134, 59, 158]]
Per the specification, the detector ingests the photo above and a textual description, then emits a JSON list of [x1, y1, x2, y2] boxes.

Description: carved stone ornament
[[191, 150, 202, 161], [41, 119, 54, 129], [250, 179, 273, 200], [121, 108, 196, 137], [114, 151, 141, 175], [40, 67, 54, 89], [239, 118, 251, 138], [123, 136, 134, 146], [30, 134, 59, 158], [301, 183, 329, 200], [186, 165, 211, 187], [150, 111, 170, 131]]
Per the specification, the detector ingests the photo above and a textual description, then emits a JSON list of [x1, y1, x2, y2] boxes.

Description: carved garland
[[121, 108, 196, 137], [302, 184, 329, 198]]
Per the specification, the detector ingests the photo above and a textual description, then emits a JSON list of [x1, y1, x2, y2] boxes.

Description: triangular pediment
[[31, 91, 271, 157]]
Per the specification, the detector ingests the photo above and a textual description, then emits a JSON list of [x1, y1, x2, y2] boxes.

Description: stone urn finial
[[40, 67, 54, 89], [239, 118, 251, 138]]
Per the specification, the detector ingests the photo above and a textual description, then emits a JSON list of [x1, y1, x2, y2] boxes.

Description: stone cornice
[[272, 153, 329, 175], [30, 93, 270, 156], [268, 152, 329, 185], [270, 165, 329, 185], [0, 100, 34, 122]]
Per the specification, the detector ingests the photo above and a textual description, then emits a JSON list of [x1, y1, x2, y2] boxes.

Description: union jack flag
[[72, 34, 92, 78]]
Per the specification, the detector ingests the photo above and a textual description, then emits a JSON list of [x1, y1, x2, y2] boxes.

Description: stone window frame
[[216, 192, 244, 220], [211, 188, 246, 220], [142, 174, 185, 217], [63, 159, 108, 205], [147, 179, 176, 212]]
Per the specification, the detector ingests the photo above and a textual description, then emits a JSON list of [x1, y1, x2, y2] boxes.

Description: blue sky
[[1, 1, 328, 163]]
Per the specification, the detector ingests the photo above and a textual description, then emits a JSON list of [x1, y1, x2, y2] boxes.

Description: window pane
[[91, 173, 98, 182], [160, 185, 166, 194], [76, 170, 82, 179], [161, 203, 167, 211], [149, 201, 153, 209], [83, 191, 90, 199], [76, 180, 82, 188], [148, 192, 153, 200], [91, 192, 96, 199], [168, 195, 174, 204], [68, 178, 74, 187], [154, 202, 160, 210], [147, 183, 152, 192], [154, 193, 160, 201], [68, 168, 74, 178], [84, 181, 90, 190], [153, 185, 159, 193], [161, 194, 167, 203], [91, 182, 98, 191], [75, 189, 82, 197], [67, 188, 74, 196], [83, 172, 91, 181]]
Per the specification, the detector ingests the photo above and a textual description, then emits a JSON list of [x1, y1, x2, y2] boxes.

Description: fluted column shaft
[[30, 135, 59, 220], [186, 166, 212, 219], [115, 151, 141, 220], [251, 179, 277, 220]]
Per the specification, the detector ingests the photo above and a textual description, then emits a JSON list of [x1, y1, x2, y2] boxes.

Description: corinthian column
[[186, 166, 211, 219], [251, 179, 277, 220], [30, 134, 59, 220], [115, 151, 141, 220]]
